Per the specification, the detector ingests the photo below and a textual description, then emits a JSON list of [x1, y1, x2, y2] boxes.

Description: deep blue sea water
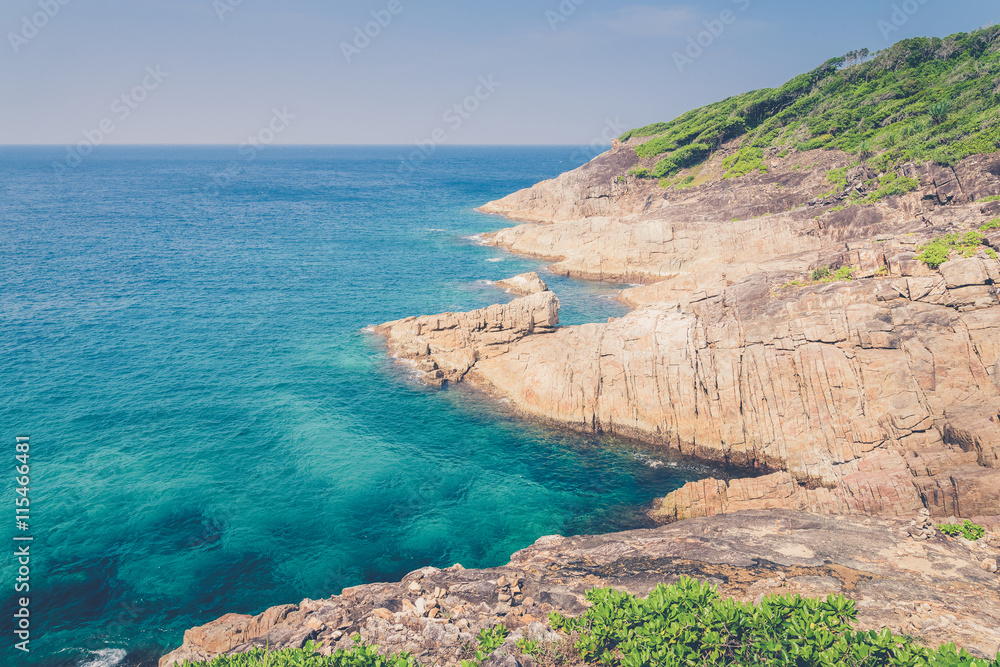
[[0, 146, 718, 667]]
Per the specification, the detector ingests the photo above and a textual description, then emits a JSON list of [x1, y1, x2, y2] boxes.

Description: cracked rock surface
[[160, 511, 1000, 666]]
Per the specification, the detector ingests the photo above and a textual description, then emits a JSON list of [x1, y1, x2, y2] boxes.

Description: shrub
[[981, 218, 1000, 231], [938, 520, 986, 541], [915, 230, 986, 268], [930, 100, 951, 124], [549, 578, 997, 667], [811, 266, 832, 281]]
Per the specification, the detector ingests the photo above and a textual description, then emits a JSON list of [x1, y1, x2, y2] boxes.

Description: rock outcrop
[[379, 144, 1000, 524], [375, 291, 559, 387], [161, 511, 1000, 666], [495, 272, 549, 296]]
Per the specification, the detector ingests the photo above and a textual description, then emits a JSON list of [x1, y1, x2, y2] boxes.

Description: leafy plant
[[938, 520, 986, 541], [930, 100, 951, 124], [549, 578, 998, 667], [461, 625, 510, 667], [916, 231, 987, 268], [981, 218, 1000, 231], [811, 266, 832, 281], [515, 638, 541, 657]]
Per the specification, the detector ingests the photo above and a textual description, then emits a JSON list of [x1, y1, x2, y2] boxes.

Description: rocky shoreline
[[383, 143, 1000, 527], [160, 511, 1000, 666], [162, 144, 1000, 665]]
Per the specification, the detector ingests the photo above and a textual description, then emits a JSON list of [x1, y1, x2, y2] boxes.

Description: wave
[[631, 452, 672, 469], [79, 649, 126, 667], [485, 257, 505, 263]]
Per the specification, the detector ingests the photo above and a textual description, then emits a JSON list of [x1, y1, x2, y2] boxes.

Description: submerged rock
[[495, 272, 549, 296]]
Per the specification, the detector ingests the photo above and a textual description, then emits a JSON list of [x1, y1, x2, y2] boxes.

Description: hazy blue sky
[[2, 0, 996, 145]]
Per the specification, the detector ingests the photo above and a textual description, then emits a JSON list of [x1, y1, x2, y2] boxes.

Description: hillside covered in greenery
[[622, 27, 1000, 181]]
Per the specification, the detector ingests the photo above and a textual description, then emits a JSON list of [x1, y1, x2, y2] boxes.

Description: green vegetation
[[461, 625, 510, 667], [175, 639, 419, 667], [915, 231, 988, 268], [621, 28, 1000, 187], [864, 173, 921, 203], [515, 638, 541, 657], [722, 146, 768, 179], [826, 167, 850, 190], [982, 218, 1000, 231], [549, 578, 997, 667], [810, 266, 854, 282], [978, 195, 1000, 202], [937, 520, 986, 541], [177, 626, 516, 667], [780, 265, 855, 291]]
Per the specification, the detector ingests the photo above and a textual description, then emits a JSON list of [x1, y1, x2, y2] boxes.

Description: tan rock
[[495, 272, 549, 296]]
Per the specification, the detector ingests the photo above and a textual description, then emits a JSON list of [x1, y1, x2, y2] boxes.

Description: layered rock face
[[161, 511, 1000, 666], [375, 291, 559, 387], [384, 145, 1000, 523]]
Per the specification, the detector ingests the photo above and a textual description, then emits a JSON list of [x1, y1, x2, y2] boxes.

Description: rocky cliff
[[161, 511, 1000, 666], [391, 144, 1000, 525]]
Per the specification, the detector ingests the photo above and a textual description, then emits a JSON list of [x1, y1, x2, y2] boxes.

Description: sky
[[1, 0, 997, 145]]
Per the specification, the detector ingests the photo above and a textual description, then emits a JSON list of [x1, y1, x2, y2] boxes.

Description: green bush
[[981, 218, 1000, 231], [915, 231, 987, 268], [549, 578, 998, 667], [811, 266, 832, 281], [938, 520, 986, 541]]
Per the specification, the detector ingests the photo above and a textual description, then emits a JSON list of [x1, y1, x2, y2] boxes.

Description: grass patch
[[981, 218, 1000, 231], [864, 173, 921, 203]]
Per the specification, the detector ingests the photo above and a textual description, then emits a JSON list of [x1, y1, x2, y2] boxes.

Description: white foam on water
[[79, 648, 127, 667], [463, 233, 491, 245], [485, 257, 505, 263], [632, 452, 665, 469]]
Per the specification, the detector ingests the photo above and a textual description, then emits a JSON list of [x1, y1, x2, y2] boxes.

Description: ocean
[[0, 146, 717, 666]]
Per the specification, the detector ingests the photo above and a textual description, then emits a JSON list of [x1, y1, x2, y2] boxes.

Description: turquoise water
[[0, 147, 718, 667]]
